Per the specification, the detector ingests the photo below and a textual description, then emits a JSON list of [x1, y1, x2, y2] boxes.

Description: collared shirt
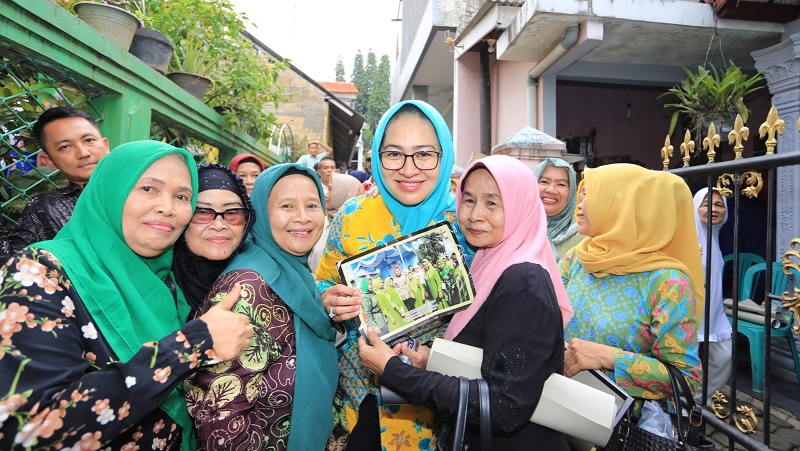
[[2, 182, 82, 261], [296, 152, 328, 168]]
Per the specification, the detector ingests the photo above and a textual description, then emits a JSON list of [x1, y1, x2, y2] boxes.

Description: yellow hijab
[[574, 164, 704, 309]]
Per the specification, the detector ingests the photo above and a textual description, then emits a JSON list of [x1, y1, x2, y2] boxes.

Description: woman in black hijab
[[173, 163, 255, 316]]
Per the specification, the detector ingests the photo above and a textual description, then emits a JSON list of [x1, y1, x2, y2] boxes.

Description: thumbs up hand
[[199, 283, 253, 362]]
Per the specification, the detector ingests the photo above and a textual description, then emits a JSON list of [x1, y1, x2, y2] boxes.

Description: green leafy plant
[[169, 37, 223, 76], [661, 62, 764, 142], [148, 0, 289, 141]]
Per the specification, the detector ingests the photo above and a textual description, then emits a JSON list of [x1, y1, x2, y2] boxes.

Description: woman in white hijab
[[693, 187, 733, 404]]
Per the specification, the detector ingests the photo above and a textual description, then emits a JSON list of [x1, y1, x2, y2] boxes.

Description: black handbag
[[603, 363, 716, 451], [436, 376, 492, 450]]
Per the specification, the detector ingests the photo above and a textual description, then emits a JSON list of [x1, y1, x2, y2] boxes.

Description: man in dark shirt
[[1, 107, 109, 261]]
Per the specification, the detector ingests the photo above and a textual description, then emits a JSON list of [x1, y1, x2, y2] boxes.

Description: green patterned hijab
[[222, 163, 338, 451], [35, 140, 199, 450], [534, 157, 580, 244]]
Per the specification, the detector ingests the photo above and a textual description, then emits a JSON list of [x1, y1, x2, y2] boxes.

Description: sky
[[230, 0, 401, 82]]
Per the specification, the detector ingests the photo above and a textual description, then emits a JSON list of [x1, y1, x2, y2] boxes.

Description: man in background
[[1, 107, 109, 261], [296, 140, 332, 168]]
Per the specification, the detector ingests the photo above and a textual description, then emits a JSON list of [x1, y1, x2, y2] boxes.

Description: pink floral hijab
[[445, 155, 572, 339]]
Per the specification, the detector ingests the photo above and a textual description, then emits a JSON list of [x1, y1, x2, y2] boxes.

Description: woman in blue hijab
[[315, 100, 472, 449], [186, 164, 340, 450]]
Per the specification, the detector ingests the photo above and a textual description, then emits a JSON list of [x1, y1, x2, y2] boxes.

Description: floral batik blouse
[[0, 248, 215, 450], [185, 270, 348, 451], [560, 249, 702, 416]]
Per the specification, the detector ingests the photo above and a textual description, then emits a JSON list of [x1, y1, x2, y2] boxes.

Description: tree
[[351, 50, 366, 116], [365, 54, 391, 139], [348, 50, 391, 148], [335, 56, 345, 82]]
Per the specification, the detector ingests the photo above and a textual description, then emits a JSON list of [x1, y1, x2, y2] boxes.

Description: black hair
[[33, 107, 100, 155], [319, 156, 336, 166]]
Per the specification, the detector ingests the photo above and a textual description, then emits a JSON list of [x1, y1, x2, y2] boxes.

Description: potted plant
[[661, 62, 764, 147], [166, 37, 221, 100], [72, 1, 142, 51], [127, 0, 174, 75]]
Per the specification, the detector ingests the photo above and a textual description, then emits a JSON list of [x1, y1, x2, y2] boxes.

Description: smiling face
[[576, 187, 596, 237], [379, 114, 441, 206], [184, 189, 247, 260], [698, 190, 726, 225], [537, 165, 570, 217], [457, 168, 505, 249], [38, 116, 109, 188], [122, 154, 194, 257], [236, 161, 262, 196], [268, 174, 325, 256]]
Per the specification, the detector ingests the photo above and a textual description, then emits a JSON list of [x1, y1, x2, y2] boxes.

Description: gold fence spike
[[703, 122, 720, 163], [781, 238, 800, 336], [760, 106, 785, 155], [728, 114, 749, 159], [680, 130, 694, 167], [661, 135, 673, 170]]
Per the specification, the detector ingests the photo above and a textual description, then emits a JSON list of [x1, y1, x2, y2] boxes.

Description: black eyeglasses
[[191, 207, 248, 225], [379, 150, 441, 171]]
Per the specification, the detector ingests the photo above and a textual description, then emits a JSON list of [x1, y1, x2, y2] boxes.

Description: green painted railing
[[0, 0, 278, 224]]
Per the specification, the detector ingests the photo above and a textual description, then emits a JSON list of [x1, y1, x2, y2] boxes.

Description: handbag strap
[[450, 376, 470, 450], [664, 362, 707, 448], [477, 378, 492, 451]]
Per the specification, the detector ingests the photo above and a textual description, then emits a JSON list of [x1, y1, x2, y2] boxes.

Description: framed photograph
[[337, 221, 476, 343]]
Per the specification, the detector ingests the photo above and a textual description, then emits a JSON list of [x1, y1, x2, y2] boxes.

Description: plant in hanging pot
[[660, 62, 764, 153], [71, 1, 142, 51]]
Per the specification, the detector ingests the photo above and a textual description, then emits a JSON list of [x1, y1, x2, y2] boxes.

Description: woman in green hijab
[[185, 163, 341, 451], [0, 141, 253, 450]]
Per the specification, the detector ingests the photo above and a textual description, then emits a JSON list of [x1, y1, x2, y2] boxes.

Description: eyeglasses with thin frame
[[379, 150, 442, 171], [191, 207, 248, 225]]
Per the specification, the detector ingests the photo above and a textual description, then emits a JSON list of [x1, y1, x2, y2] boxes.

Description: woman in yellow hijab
[[561, 163, 703, 416]]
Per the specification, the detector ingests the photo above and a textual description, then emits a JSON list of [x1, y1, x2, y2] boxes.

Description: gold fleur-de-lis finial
[[759, 106, 785, 155], [703, 122, 720, 163], [660, 135, 673, 170], [728, 114, 749, 159], [680, 130, 694, 167]]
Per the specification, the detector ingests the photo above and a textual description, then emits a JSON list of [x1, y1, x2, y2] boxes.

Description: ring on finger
[[328, 306, 337, 319]]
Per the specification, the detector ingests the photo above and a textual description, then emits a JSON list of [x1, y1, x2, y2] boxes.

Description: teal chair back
[[739, 262, 794, 302], [723, 253, 765, 301], [733, 261, 800, 393]]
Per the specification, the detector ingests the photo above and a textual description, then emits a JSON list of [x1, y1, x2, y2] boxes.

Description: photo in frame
[[337, 221, 476, 343]]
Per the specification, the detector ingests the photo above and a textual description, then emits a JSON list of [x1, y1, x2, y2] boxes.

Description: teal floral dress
[[560, 249, 701, 416]]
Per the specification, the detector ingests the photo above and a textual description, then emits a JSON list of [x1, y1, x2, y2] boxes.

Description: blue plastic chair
[[722, 253, 765, 301], [731, 262, 800, 393]]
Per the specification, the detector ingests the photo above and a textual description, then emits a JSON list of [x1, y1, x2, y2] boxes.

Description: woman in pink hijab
[[359, 154, 572, 450]]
